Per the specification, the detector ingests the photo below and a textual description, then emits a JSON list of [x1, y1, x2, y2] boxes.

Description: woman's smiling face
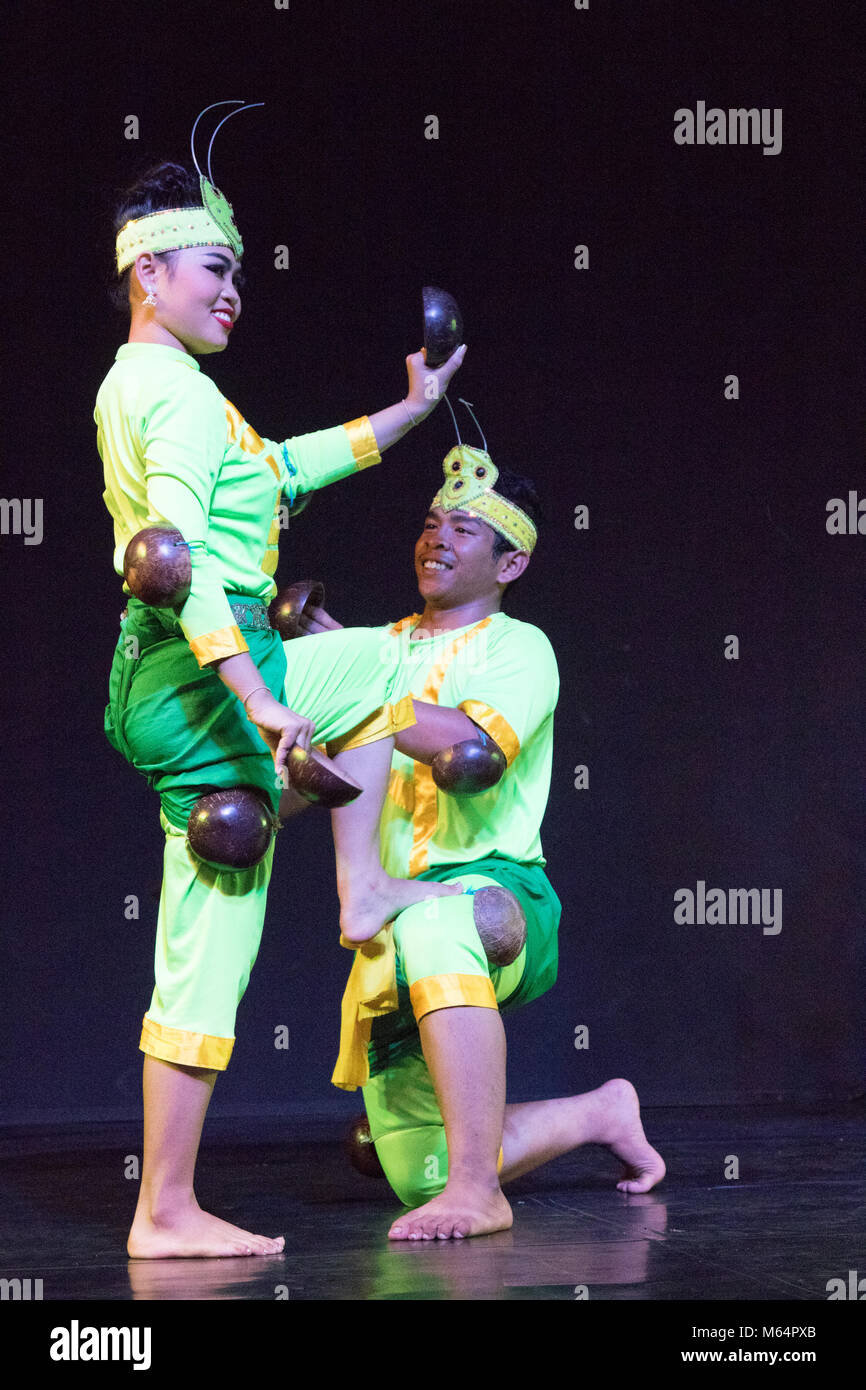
[[134, 245, 244, 354]]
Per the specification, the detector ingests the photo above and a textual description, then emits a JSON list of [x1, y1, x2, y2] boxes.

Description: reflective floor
[[1, 1102, 863, 1301]]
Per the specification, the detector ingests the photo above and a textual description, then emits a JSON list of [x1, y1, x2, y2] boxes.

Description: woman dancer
[[98, 149, 465, 1258]]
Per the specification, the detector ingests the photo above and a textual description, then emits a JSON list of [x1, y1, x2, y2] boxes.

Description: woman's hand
[[404, 343, 467, 423], [243, 688, 315, 777], [367, 343, 467, 453]]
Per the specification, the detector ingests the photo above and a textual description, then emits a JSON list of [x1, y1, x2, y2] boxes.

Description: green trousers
[[363, 857, 560, 1207], [105, 597, 414, 1068]]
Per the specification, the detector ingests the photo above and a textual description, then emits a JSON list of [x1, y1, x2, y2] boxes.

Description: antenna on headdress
[[190, 101, 244, 178], [206, 102, 264, 185], [442, 394, 462, 446], [459, 399, 488, 452]]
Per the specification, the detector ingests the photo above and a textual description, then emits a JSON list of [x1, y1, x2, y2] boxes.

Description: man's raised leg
[[329, 736, 463, 943]]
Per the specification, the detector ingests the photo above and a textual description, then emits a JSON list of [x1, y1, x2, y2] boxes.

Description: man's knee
[[373, 1127, 448, 1208]]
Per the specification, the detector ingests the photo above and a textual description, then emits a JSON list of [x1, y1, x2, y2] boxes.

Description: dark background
[[1, 0, 863, 1123]]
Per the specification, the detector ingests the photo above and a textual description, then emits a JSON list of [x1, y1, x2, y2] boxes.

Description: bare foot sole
[[388, 1183, 513, 1241], [128, 1205, 285, 1259], [340, 875, 465, 944], [594, 1078, 666, 1194]]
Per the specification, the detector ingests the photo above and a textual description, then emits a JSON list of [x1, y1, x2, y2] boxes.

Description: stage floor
[[1, 1101, 863, 1302]]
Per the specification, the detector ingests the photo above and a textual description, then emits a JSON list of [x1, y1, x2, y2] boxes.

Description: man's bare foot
[[388, 1179, 513, 1241], [340, 873, 464, 944], [128, 1199, 285, 1259], [592, 1078, 666, 1193]]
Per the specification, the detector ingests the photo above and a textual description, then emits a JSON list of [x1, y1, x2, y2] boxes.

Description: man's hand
[[297, 604, 343, 635]]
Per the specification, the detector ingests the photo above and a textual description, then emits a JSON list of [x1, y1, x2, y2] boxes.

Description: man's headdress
[[430, 399, 538, 555]]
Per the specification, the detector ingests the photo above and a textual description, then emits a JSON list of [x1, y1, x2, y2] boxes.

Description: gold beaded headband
[[431, 445, 538, 555], [115, 100, 261, 275]]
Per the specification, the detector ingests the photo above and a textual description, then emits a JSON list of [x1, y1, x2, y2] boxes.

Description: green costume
[[97, 342, 413, 1069], [332, 610, 561, 1207]]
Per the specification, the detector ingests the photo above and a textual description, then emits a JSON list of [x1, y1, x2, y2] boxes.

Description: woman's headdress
[[115, 100, 262, 274]]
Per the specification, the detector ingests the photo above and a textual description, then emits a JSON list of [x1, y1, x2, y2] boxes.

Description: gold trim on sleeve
[[188, 624, 249, 667], [343, 416, 382, 470], [457, 699, 520, 767]]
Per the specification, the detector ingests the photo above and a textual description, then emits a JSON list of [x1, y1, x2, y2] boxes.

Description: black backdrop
[[1, 0, 863, 1123]]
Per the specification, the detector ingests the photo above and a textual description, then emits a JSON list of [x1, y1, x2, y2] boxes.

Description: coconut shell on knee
[[472, 885, 527, 967]]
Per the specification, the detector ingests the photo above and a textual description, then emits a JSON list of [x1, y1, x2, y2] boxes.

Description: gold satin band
[[407, 618, 494, 876], [188, 623, 249, 668], [326, 694, 416, 756], [343, 416, 382, 470], [458, 699, 520, 767], [387, 768, 415, 812], [140, 1014, 234, 1070], [409, 972, 498, 1022]]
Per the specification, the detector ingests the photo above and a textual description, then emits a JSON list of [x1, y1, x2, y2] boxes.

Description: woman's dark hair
[[109, 162, 203, 312], [488, 466, 543, 607]]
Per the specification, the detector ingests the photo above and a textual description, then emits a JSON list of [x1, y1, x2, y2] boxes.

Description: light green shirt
[[376, 610, 559, 875], [95, 342, 380, 665]]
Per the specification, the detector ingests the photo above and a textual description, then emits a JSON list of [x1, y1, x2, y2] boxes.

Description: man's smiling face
[[414, 505, 510, 606]]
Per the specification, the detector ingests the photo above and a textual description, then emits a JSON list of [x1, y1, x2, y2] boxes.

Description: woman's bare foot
[[591, 1078, 666, 1193], [128, 1197, 285, 1259], [340, 873, 464, 943], [388, 1179, 513, 1241]]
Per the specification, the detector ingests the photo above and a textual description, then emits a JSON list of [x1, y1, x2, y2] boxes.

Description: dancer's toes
[[388, 1182, 512, 1241], [595, 1078, 666, 1194], [128, 1204, 285, 1260]]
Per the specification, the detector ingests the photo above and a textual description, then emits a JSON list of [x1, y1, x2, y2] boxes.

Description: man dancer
[[299, 444, 665, 1239]]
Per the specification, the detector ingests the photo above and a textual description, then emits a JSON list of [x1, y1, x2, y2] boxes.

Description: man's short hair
[[487, 468, 543, 605]]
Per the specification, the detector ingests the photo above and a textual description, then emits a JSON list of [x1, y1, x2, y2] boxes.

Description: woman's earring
[[143, 289, 157, 307]]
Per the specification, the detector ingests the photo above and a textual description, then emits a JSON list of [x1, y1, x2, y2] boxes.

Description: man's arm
[[398, 702, 484, 764]]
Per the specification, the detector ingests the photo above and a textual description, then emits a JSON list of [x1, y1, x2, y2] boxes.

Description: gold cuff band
[[326, 694, 416, 756], [458, 700, 520, 766], [188, 623, 249, 667], [139, 1015, 234, 1070], [409, 972, 498, 1022], [343, 416, 382, 470]]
